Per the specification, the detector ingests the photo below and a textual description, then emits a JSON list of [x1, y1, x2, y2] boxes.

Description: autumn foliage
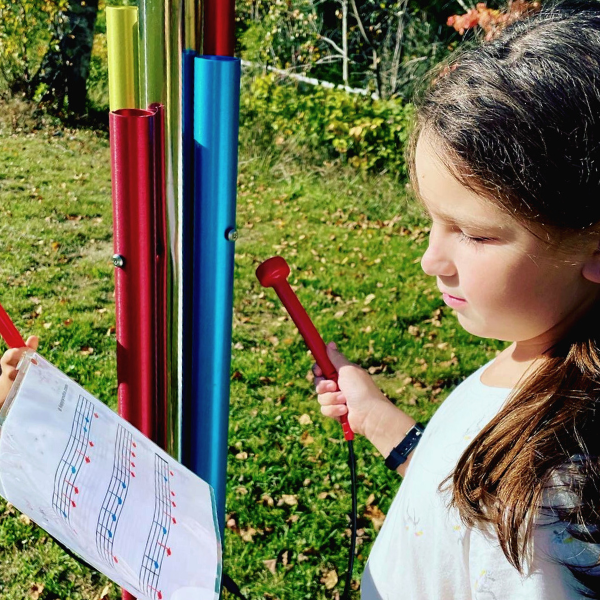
[[447, 1, 541, 40]]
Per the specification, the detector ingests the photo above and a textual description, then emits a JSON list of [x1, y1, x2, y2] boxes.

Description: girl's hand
[[0, 336, 39, 407], [314, 342, 393, 438]]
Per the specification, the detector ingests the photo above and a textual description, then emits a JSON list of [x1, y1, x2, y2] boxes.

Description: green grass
[[0, 103, 505, 599]]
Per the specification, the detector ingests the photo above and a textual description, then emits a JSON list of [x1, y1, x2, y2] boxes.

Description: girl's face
[[414, 134, 600, 350]]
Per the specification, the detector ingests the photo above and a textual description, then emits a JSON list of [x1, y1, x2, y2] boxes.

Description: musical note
[[157, 542, 172, 557], [65, 481, 79, 494]]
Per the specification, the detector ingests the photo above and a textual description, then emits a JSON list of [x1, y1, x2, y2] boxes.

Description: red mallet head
[[256, 256, 290, 289]]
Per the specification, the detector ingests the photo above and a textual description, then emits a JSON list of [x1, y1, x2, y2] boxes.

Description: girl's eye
[[458, 231, 493, 244]]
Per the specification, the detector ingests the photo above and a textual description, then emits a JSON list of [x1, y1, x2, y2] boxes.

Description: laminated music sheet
[[0, 352, 221, 600]]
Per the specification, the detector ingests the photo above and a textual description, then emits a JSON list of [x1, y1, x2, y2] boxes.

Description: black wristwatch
[[384, 422, 425, 471]]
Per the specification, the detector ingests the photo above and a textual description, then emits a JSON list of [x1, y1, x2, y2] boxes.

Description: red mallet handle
[[256, 256, 354, 441], [0, 302, 26, 348]]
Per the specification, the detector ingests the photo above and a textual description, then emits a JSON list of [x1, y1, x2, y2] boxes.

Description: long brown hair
[[411, 1, 600, 593]]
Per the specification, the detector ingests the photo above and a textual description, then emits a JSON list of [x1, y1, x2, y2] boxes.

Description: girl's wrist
[[363, 395, 417, 460]]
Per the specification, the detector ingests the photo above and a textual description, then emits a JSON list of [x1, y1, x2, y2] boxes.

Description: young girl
[[315, 2, 600, 598]]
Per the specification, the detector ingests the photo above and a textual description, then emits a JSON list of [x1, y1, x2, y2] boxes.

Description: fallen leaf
[[279, 494, 298, 506], [298, 414, 312, 426], [300, 431, 314, 446], [96, 584, 112, 600], [364, 504, 386, 531], [321, 569, 338, 589], [240, 527, 257, 542], [261, 494, 274, 507], [263, 558, 277, 574]]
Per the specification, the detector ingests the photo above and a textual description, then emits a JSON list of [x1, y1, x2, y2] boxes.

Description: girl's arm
[[314, 342, 417, 477]]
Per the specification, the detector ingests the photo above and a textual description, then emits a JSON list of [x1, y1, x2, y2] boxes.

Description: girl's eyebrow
[[419, 199, 509, 231]]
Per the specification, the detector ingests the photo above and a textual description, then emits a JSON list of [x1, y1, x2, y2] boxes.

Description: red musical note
[[89, 441, 94, 447], [171, 491, 175, 497], [76, 449, 91, 462], [169, 471, 174, 476], [132, 442, 137, 448], [94, 413, 99, 418], [65, 481, 79, 494], [131, 462, 136, 468], [113, 556, 119, 563], [131, 452, 136, 458], [131, 472, 136, 477], [171, 501, 176, 508], [158, 541, 172, 556]]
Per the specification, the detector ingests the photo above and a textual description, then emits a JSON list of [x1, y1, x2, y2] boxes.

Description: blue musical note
[[71, 466, 76, 474]]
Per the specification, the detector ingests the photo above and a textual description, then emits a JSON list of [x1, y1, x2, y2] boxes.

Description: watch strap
[[385, 422, 425, 471]]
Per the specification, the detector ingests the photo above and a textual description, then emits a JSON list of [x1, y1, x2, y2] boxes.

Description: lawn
[[0, 102, 504, 599]]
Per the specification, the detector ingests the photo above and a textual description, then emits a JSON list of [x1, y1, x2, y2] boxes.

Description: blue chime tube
[[184, 55, 241, 538]]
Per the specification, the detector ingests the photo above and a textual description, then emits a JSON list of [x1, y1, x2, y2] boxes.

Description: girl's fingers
[[317, 391, 346, 407], [26, 336, 39, 351], [312, 363, 323, 378], [320, 404, 348, 419], [315, 379, 338, 394], [1, 349, 22, 368]]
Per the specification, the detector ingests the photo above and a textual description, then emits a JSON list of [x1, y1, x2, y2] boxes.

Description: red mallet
[[256, 256, 354, 441], [0, 302, 25, 349]]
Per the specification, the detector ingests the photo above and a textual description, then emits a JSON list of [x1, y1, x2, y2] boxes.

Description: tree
[[237, 0, 463, 100], [30, 0, 99, 114]]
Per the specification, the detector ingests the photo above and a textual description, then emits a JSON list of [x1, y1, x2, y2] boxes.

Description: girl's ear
[[582, 244, 600, 283]]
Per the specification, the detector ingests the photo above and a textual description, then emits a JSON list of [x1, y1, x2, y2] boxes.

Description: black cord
[[222, 573, 249, 600], [342, 439, 358, 600]]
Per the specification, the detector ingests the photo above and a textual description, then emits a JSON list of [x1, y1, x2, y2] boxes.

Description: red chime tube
[[203, 0, 236, 56], [110, 107, 160, 441]]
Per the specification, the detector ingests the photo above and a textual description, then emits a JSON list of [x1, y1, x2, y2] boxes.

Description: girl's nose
[[420, 227, 456, 278]]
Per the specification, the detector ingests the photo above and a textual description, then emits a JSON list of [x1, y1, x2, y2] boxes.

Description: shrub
[[240, 72, 415, 176], [0, 0, 68, 96]]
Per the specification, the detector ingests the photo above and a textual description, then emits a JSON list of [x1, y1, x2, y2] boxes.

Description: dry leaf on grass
[[263, 558, 277, 574], [321, 569, 338, 589]]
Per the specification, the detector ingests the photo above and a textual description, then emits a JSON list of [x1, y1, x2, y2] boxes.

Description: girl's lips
[[442, 292, 467, 309]]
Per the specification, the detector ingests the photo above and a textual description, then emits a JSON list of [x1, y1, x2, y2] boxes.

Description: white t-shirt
[[362, 362, 600, 599]]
